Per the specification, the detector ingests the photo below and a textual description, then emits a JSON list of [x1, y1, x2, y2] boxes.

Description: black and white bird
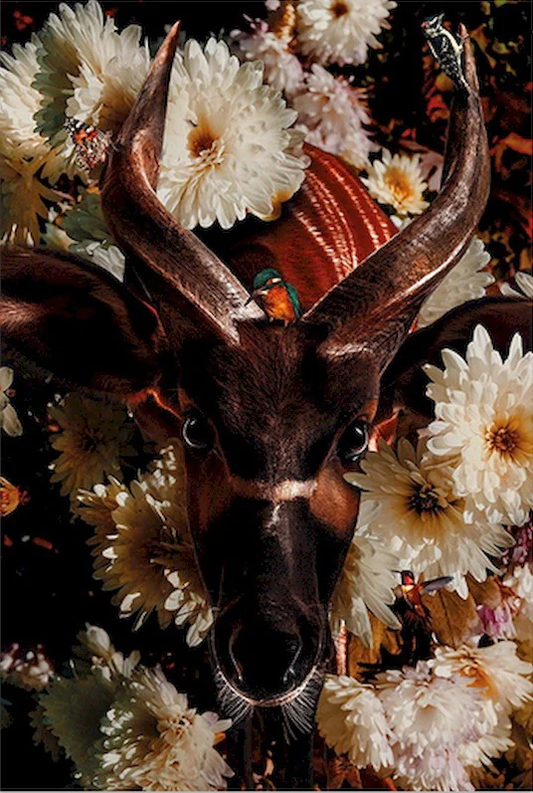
[[421, 13, 470, 93]]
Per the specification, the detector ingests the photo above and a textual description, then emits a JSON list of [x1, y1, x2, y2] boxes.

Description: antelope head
[[1, 24, 496, 729]]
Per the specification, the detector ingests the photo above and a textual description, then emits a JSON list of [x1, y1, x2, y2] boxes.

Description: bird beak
[[246, 289, 262, 305]]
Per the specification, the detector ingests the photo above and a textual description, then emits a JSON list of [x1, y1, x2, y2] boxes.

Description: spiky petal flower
[[232, 20, 304, 96], [316, 675, 394, 771], [430, 641, 533, 715], [362, 149, 429, 217], [159, 37, 308, 230], [418, 238, 494, 328], [345, 439, 511, 598], [49, 394, 136, 504], [375, 661, 485, 791], [426, 326, 533, 526], [296, 0, 396, 67], [0, 367, 22, 437], [96, 666, 233, 791], [33, 0, 150, 181], [0, 37, 65, 243], [293, 65, 374, 167], [78, 445, 213, 645], [331, 535, 400, 646]]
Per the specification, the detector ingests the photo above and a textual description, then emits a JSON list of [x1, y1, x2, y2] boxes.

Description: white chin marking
[[231, 478, 317, 502]]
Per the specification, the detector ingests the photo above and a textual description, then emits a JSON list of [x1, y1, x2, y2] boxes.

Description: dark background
[[1, 2, 531, 790]]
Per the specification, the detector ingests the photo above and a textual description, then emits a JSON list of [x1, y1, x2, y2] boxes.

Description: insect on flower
[[64, 118, 113, 172]]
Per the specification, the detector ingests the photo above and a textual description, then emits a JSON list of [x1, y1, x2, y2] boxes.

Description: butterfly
[[64, 118, 113, 171]]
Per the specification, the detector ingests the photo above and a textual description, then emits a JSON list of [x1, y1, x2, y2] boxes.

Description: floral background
[[0, 1, 531, 791]]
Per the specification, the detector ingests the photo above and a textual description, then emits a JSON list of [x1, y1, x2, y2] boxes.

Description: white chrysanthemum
[[430, 641, 533, 715], [0, 367, 22, 437], [49, 394, 136, 503], [96, 666, 233, 791], [232, 20, 304, 95], [346, 439, 512, 598], [331, 535, 400, 646], [376, 661, 484, 753], [418, 238, 495, 328], [158, 37, 308, 230], [293, 65, 373, 167], [362, 149, 429, 217], [78, 445, 213, 645], [33, 0, 150, 181], [316, 675, 393, 771], [394, 747, 475, 792], [296, 0, 396, 66], [0, 37, 65, 244], [458, 701, 513, 771], [426, 326, 533, 526], [500, 271, 533, 299], [38, 668, 116, 785]]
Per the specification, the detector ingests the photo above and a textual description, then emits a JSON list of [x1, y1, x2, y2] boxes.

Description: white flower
[[430, 641, 533, 715], [0, 37, 65, 244], [296, 0, 396, 66], [458, 701, 513, 771], [331, 535, 400, 646], [0, 367, 22, 437], [362, 149, 429, 216], [158, 37, 308, 230], [232, 20, 304, 96], [96, 666, 233, 791], [346, 439, 511, 598], [33, 0, 151, 181], [78, 445, 213, 645], [418, 238, 495, 328], [500, 271, 533, 299], [49, 393, 136, 503], [426, 326, 533, 526], [316, 675, 393, 771], [293, 65, 374, 167], [375, 661, 485, 791]]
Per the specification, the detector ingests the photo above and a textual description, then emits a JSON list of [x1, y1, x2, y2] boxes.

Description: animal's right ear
[[1, 247, 169, 399]]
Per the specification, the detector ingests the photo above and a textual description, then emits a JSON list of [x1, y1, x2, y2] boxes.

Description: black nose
[[230, 625, 303, 698]]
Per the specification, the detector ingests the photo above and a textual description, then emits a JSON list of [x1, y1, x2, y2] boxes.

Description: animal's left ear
[[377, 296, 532, 430], [1, 247, 169, 399]]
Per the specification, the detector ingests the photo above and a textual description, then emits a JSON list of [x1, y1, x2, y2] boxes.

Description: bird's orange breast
[[261, 285, 298, 322]]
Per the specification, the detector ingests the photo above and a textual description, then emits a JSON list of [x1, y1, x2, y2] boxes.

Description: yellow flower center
[[188, 124, 225, 171], [385, 167, 414, 203], [408, 483, 444, 515], [330, 0, 349, 18], [485, 420, 520, 458]]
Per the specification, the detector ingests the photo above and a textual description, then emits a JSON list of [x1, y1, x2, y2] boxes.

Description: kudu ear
[[1, 247, 168, 398], [377, 296, 532, 430]]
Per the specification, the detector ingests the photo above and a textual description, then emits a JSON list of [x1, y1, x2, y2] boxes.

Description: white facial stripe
[[231, 477, 317, 502]]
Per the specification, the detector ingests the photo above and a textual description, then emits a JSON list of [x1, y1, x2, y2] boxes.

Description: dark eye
[[182, 411, 213, 453], [337, 420, 369, 467]]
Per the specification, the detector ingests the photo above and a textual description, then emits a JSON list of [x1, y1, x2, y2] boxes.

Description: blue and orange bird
[[246, 268, 302, 325]]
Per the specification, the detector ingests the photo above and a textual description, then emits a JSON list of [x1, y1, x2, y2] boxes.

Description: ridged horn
[[100, 23, 263, 347], [303, 28, 490, 368]]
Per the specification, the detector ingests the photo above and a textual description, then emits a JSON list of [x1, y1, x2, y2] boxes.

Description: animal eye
[[182, 411, 213, 453], [337, 420, 369, 467]]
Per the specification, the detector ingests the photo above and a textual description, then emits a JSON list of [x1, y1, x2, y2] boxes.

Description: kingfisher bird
[[246, 268, 302, 325]]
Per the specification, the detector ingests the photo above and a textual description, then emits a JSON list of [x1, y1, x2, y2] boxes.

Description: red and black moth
[[64, 118, 113, 171]]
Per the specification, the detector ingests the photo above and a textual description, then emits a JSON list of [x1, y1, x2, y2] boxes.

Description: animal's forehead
[[180, 324, 380, 424]]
